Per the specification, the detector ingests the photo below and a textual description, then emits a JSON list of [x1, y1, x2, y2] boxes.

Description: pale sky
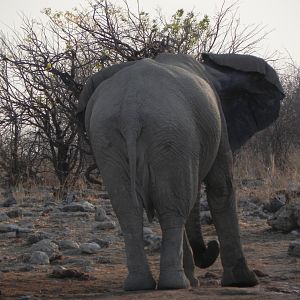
[[0, 0, 299, 66]]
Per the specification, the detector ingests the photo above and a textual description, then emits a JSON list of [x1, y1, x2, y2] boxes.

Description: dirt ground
[[0, 187, 299, 299]]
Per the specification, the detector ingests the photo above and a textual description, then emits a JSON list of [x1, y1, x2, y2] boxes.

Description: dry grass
[[234, 148, 300, 202], [9, 148, 300, 205]]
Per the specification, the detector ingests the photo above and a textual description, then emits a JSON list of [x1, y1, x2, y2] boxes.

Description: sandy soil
[[0, 189, 299, 299]]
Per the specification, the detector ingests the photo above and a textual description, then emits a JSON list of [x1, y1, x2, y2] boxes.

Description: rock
[[0, 224, 31, 235], [44, 201, 58, 207], [239, 197, 261, 209], [143, 227, 153, 236], [88, 238, 109, 248], [60, 258, 91, 267], [23, 211, 39, 217], [0, 231, 17, 239], [2, 196, 17, 207], [62, 201, 95, 213], [7, 208, 23, 218], [288, 240, 300, 257], [57, 240, 79, 250], [27, 232, 54, 245], [30, 239, 60, 260], [291, 230, 300, 236], [18, 296, 36, 300], [94, 220, 116, 230], [29, 251, 50, 265], [199, 194, 209, 211], [0, 212, 9, 222], [4, 224, 20, 232], [267, 203, 300, 232], [95, 206, 108, 222], [247, 208, 269, 219], [18, 220, 34, 227], [143, 227, 161, 252], [200, 210, 213, 225], [80, 242, 101, 254], [50, 212, 89, 220], [263, 195, 286, 213]]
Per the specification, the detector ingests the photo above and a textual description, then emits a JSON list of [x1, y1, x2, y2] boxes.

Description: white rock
[[80, 242, 101, 254], [94, 221, 116, 230], [29, 251, 50, 265], [30, 239, 60, 260], [95, 206, 108, 222]]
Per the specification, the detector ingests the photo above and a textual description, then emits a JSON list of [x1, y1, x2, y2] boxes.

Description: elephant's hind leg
[[151, 160, 198, 289], [204, 145, 258, 287], [158, 220, 190, 289], [97, 157, 156, 291]]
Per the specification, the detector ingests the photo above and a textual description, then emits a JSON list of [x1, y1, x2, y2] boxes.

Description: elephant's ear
[[202, 53, 284, 95], [76, 61, 136, 128], [202, 53, 285, 151]]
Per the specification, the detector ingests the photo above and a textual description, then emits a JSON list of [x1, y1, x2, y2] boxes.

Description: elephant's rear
[[87, 59, 221, 220]]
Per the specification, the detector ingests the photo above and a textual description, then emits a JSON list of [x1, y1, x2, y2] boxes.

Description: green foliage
[[159, 9, 210, 53]]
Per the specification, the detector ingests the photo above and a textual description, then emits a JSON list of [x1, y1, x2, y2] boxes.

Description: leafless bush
[[0, 0, 285, 188]]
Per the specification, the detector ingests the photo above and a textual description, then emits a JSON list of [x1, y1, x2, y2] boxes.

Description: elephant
[[77, 53, 284, 291]]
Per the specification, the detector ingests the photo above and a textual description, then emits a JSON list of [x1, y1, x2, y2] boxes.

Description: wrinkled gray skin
[[77, 53, 284, 290]]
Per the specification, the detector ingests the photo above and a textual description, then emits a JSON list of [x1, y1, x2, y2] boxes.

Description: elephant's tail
[[126, 134, 139, 211], [125, 129, 154, 222]]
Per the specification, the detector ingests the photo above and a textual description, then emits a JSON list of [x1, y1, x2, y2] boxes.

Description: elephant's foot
[[158, 269, 190, 290], [221, 258, 258, 287], [195, 240, 220, 269], [124, 271, 156, 291]]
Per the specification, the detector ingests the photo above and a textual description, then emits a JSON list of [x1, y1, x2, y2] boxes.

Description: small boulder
[[80, 242, 101, 254], [3, 224, 19, 232], [263, 195, 286, 213], [288, 240, 300, 257], [62, 201, 95, 213], [200, 211, 213, 225], [27, 231, 54, 245], [0, 212, 9, 222], [143, 227, 161, 252], [29, 251, 50, 265], [267, 203, 300, 232], [57, 240, 79, 250], [0, 224, 30, 234], [30, 239, 60, 260], [95, 206, 108, 222], [2, 196, 17, 207], [94, 220, 116, 230], [7, 208, 23, 218], [88, 238, 109, 248]]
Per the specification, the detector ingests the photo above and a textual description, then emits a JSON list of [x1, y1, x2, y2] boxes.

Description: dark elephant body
[[78, 53, 284, 290]]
